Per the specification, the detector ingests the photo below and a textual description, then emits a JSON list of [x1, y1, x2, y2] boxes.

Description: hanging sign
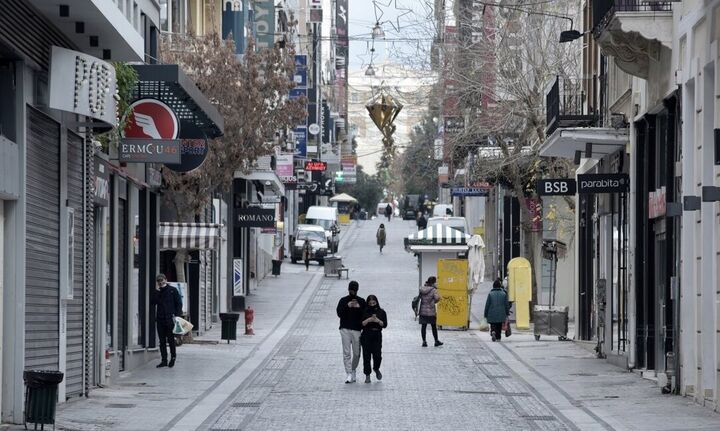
[[94, 157, 110, 206], [451, 187, 489, 197], [536, 179, 576, 196], [119, 139, 181, 163], [124, 99, 179, 139], [577, 173, 629, 194], [165, 121, 209, 173], [305, 161, 327, 171], [236, 207, 276, 228]]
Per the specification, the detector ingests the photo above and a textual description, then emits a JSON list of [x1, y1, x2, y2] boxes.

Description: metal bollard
[[244, 307, 255, 335]]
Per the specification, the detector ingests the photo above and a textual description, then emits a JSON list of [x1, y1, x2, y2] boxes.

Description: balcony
[[28, 0, 160, 61], [545, 76, 597, 137], [592, 0, 673, 79]]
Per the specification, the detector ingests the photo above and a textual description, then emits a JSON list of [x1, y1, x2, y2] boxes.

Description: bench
[[337, 267, 350, 279]]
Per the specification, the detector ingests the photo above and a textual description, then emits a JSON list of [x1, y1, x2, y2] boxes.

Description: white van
[[432, 204, 454, 217], [305, 206, 339, 252]]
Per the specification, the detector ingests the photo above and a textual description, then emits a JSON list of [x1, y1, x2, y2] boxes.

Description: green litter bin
[[219, 312, 240, 343], [24, 370, 64, 430]]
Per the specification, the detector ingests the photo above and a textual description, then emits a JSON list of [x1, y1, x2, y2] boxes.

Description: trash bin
[[24, 370, 64, 429], [219, 313, 240, 343], [271, 259, 282, 276], [533, 305, 569, 340], [324, 255, 342, 277]]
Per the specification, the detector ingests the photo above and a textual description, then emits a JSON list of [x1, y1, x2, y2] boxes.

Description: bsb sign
[[536, 179, 576, 196], [577, 173, 629, 194]]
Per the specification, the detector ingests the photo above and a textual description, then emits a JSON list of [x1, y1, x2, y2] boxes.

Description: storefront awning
[[159, 223, 222, 250], [405, 223, 471, 252], [235, 171, 285, 195], [131, 65, 224, 139], [540, 128, 628, 159]]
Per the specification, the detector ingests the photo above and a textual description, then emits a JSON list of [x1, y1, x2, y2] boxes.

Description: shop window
[[714, 129, 720, 165]]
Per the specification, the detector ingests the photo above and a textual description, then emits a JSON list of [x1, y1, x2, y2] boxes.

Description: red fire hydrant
[[244, 307, 255, 335]]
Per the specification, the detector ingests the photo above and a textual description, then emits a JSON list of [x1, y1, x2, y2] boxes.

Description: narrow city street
[[40, 218, 720, 431]]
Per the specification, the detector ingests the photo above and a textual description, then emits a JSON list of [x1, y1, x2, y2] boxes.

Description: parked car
[[305, 206, 340, 252], [291, 225, 329, 264], [427, 216, 470, 234], [403, 208, 417, 220]]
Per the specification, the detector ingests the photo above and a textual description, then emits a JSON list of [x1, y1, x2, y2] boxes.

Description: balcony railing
[[592, 0, 673, 38], [546, 76, 598, 137]]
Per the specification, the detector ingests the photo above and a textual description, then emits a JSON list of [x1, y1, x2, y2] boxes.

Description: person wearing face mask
[[151, 274, 183, 368], [336, 281, 366, 383], [361, 295, 387, 383]]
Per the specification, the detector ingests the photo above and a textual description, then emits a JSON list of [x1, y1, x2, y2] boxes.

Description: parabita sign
[[236, 208, 276, 228]]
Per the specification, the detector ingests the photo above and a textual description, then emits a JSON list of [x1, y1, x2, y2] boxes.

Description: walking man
[[151, 274, 183, 368], [384, 203, 392, 221], [336, 281, 366, 383]]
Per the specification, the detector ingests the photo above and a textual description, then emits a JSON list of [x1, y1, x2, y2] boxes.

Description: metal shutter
[[25, 107, 60, 370], [66, 131, 85, 397]]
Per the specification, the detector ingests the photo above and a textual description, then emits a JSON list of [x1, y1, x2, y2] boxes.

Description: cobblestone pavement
[[8, 218, 719, 431]]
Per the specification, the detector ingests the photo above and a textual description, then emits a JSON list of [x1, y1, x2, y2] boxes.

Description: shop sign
[[537, 179, 576, 196], [119, 139, 181, 163], [94, 158, 110, 206], [165, 121, 209, 173], [276, 153, 294, 179], [147, 166, 162, 188], [254, 0, 275, 50], [294, 126, 307, 157], [294, 55, 308, 87], [48, 46, 117, 126], [305, 161, 327, 171], [124, 99, 179, 139], [236, 207, 276, 228], [451, 187, 489, 197], [649, 186, 667, 219], [308, 123, 321, 135], [577, 173, 629, 194]]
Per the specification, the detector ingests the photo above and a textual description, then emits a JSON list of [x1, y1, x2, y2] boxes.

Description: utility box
[[231, 295, 245, 312]]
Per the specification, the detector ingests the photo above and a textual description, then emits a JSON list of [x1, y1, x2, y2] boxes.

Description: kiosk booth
[[329, 193, 358, 224]]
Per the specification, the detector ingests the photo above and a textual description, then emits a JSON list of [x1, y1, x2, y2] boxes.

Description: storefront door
[[117, 198, 128, 371]]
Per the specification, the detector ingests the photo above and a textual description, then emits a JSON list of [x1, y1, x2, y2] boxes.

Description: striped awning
[[159, 223, 222, 250], [404, 223, 471, 251]]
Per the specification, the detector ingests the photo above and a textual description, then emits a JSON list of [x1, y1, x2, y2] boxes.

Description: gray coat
[[484, 287, 510, 323], [418, 285, 440, 317]]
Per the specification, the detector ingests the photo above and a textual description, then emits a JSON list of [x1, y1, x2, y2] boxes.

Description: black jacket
[[362, 307, 387, 331], [336, 295, 366, 330], [152, 285, 183, 322], [417, 216, 427, 230]]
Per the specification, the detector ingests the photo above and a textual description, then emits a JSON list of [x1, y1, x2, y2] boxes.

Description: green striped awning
[[405, 223, 471, 250]]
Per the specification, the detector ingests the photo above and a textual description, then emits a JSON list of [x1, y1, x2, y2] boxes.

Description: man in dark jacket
[[484, 278, 510, 342], [416, 213, 427, 230], [336, 281, 366, 383], [151, 274, 183, 368]]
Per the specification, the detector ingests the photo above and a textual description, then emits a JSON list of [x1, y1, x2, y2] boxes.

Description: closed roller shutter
[[25, 107, 60, 370], [66, 131, 85, 397]]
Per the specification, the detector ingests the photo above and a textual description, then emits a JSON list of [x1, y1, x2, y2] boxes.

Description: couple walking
[[336, 281, 388, 383]]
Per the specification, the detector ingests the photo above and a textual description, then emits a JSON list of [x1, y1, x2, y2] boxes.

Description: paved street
[[26, 218, 720, 431]]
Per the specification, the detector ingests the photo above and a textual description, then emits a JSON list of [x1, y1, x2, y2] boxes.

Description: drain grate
[[232, 402, 262, 408], [105, 403, 136, 409], [521, 415, 557, 421]]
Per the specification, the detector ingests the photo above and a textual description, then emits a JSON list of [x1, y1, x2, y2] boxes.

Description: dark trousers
[[157, 319, 176, 361], [304, 257, 310, 269], [361, 330, 382, 375], [421, 323, 439, 342], [490, 322, 503, 341]]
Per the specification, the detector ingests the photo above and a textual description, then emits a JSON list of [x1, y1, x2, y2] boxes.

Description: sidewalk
[[472, 282, 720, 430]]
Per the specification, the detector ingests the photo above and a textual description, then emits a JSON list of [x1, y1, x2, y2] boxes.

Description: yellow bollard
[[507, 257, 532, 329]]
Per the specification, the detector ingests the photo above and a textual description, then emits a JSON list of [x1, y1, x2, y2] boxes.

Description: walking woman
[[376, 223, 387, 253], [302, 238, 312, 271], [361, 294, 387, 383], [418, 276, 443, 347], [484, 278, 510, 341]]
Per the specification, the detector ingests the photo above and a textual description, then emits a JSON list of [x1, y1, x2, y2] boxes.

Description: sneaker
[[434, 341, 444, 347], [365, 375, 371, 383], [156, 361, 168, 368], [422, 341, 428, 347], [168, 357, 176, 368], [375, 370, 382, 381], [345, 373, 353, 384], [351, 370, 357, 383], [491, 332, 497, 342]]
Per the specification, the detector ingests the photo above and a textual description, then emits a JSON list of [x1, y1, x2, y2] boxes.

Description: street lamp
[[372, 22, 385, 39], [559, 29, 586, 43]]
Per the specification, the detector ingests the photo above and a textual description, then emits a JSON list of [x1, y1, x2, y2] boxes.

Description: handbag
[[411, 293, 420, 316], [173, 316, 194, 335], [502, 318, 512, 337]]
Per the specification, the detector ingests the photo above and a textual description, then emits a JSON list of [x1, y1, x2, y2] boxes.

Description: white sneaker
[[345, 373, 353, 384], [351, 370, 357, 382]]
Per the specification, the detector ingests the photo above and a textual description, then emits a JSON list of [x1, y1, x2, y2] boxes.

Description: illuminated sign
[[305, 161, 327, 171]]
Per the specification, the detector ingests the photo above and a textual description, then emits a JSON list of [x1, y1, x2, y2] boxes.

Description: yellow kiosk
[[329, 193, 357, 225], [507, 257, 532, 329], [405, 223, 472, 329]]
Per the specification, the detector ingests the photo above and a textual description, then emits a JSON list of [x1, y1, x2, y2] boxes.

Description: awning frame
[[539, 127, 628, 159], [159, 222, 223, 251]]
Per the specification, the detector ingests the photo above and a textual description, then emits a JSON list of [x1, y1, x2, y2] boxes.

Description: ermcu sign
[[537, 179, 576, 196]]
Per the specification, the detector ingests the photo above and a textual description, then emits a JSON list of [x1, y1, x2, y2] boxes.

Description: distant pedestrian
[[484, 278, 511, 342], [376, 224, 387, 253], [151, 274, 183, 368], [302, 238, 312, 271], [418, 276, 443, 347], [385, 204, 392, 221], [361, 294, 387, 383], [336, 281, 367, 383], [416, 213, 427, 230]]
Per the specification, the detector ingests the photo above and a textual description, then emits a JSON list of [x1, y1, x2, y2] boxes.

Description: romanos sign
[[236, 208, 276, 228]]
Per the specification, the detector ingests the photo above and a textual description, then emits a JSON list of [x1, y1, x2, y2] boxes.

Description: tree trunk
[[174, 249, 189, 283]]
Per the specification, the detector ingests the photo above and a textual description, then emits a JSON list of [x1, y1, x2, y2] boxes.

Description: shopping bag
[[173, 316, 193, 335], [411, 294, 420, 316], [478, 318, 489, 332], [502, 319, 512, 337]]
